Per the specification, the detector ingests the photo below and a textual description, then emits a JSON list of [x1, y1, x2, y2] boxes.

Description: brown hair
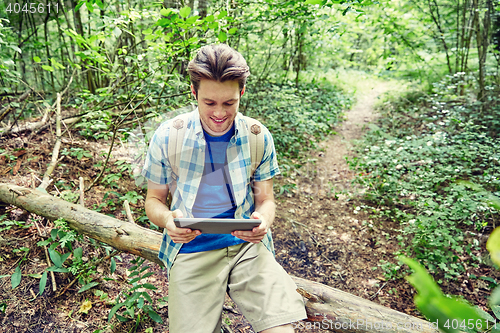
[[187, 44, 250, 97]]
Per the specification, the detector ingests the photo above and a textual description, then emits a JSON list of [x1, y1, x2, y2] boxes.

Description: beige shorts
[[168, 242, 307, 333]]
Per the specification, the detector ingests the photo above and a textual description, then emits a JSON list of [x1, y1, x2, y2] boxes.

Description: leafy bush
[[242, 79, 353, 160], [350, 80, 500, 278]]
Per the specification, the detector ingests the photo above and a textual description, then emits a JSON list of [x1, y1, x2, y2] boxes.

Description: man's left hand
[[232, 211, 268, 243]]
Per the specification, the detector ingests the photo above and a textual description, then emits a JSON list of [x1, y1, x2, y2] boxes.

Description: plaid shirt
[[142, 110, 280, 276]]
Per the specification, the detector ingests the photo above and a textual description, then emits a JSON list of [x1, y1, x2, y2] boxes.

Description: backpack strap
[[242, 115, 265, 177], [167, 112, 191, 178], [168, 112, 265, 179]]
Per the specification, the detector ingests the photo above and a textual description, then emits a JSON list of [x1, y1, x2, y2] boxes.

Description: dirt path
[[321, 81, 389, 176], [270, 78, 418, 332]]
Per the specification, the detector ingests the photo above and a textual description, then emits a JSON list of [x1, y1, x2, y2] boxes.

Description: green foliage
[[10, 265, 21, 290], [120, 191, 144, 205], [0, 215, 32, 232], [350, 80, 500, 277], [61, 148, 93, 161], [487, 227, 500, 267], [108, 257, 162, 325], [401, 256, 491, 333], [243, 79, 352, 160], [0, 18, 21, 92]]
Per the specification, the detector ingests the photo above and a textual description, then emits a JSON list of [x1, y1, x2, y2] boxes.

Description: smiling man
[[142, 43, 306, 333]]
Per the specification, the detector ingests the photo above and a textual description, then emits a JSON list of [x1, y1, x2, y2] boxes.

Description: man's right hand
[[165, 209, 202, 243]]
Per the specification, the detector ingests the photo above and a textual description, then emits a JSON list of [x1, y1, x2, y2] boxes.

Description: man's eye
[[206, 102, 214, 106], [224, 103, 234, 106]]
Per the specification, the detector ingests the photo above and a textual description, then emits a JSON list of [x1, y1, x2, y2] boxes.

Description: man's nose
[[213, 106, 225, 118]]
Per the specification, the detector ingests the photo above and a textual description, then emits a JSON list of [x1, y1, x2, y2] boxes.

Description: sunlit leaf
[[113, 27, 122, 38], [491, 286, 500, 307], [8, 45, 22, 54], [78, 299, 92, 314], [41, 65, 54, 72], [218, 31, 227, 42], [160, 8, 172, 17], [33, 56, 41, 63], [217, 10, 227, 19], [86, 1, 94, 13], [400, 256, 488, 332], [487, 227, 500, 267], [179, 6, 191, 18], [305, 0, 323, 4]]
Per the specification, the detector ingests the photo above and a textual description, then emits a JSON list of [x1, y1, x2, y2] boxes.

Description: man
[[142, 43, 306, 333]]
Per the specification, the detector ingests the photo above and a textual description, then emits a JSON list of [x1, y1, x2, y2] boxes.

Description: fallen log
[[0, 183, 438, 333]]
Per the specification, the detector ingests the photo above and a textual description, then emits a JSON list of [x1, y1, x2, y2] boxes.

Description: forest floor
[[0, 73, 497, 332]]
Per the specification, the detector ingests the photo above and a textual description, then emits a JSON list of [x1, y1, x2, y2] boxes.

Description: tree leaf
[[39, 271, 48, 295], [73, 247, 83, 261], [75, 0, 85, 11], [179, 6, 191, 18], [492, 305, 500, 320], [41, 65, 54, 72], [46, 266, 69, 273], [217, 10, 227, 19], [78, 281, 100, 293], [148, 308, 163, 323], [33, 56, 41, 63], [78, 299, 92, 314], [61, 252, 71, 265], [48, 248, 62, 267], [490, 286, 500, 307], [218, 31, 227, 42], [228, 27, 238, 34], [86, 1, 94, 13], [110, 257, 116, 274], [140, 283, 157, 290], [305, 0, 323, 4], [11, 266, 21, 289], [108, 302, 124, 322], [487, 227, 500, 267], [8, 45, 22, 54], [400, 256, 487, 332], [160, 8, 172, 17], [113, 27, 122, 38]]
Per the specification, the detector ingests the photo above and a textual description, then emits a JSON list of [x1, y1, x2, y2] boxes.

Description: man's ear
[[191, 84, 197, 99], [241, 86, 246, 97]]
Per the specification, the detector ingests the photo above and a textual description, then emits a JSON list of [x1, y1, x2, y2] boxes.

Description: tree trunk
[[474, 0, 492, 101], [0, 183, 439, 333]]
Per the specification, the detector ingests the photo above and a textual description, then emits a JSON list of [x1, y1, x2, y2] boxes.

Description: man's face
[[194, 79, 244, 136]]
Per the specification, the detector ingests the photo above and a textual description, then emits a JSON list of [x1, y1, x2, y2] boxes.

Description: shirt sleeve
[[252, 125, 280, 182], [141, 123, 172, 185]]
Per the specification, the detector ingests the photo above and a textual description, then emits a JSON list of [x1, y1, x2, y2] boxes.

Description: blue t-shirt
[[179, 124, 246, 253]]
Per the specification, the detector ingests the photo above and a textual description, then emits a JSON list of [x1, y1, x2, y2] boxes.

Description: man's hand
[[165, 209, 202, 243], [232, 211, 268, 243]]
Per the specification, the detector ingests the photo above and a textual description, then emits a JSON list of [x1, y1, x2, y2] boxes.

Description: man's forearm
[[145, 197, 172, 229], [255, 199, 276, 228]]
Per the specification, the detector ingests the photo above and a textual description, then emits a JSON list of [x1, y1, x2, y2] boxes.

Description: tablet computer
[[173, 218, 261, 234]]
